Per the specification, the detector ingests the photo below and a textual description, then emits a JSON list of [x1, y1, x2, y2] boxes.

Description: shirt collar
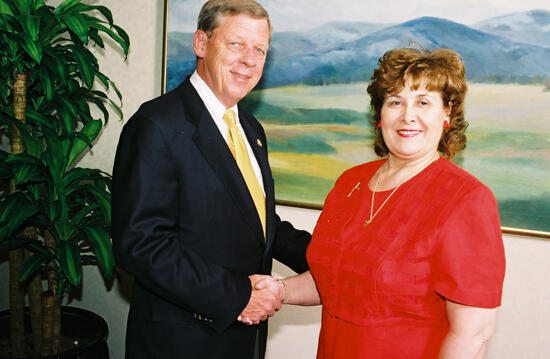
[[190, 71, 239, 122]]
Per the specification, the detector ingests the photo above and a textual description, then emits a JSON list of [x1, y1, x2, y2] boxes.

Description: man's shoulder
[[125, 80, 198, 129], [136, 83, 189, 117]]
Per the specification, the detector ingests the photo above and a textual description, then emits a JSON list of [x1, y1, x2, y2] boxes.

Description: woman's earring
[[443, 120, 450, 129], [376, 121, 381, 128]]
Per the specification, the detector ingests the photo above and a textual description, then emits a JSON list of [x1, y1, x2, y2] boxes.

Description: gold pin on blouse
[[256, 139, 262, 147], [347, 182, 360, 198]]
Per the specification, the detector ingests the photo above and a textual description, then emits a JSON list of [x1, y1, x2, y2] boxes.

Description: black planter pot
[[0, 306, 109, 359]]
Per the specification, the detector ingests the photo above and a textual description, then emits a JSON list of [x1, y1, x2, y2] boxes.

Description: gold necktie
[[223, 109, 266, 238]]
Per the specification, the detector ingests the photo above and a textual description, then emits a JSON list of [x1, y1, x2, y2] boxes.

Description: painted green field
[[242, 83, 550, 233]]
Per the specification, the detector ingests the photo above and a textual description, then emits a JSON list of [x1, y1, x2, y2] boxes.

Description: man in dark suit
[[111, 1, 311, 358]]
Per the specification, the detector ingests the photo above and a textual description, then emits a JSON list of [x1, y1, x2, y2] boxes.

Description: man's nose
[[240, 47, 257, 67]]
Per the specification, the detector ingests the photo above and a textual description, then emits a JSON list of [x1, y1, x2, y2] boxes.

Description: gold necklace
[[363, 157, 437, 227]]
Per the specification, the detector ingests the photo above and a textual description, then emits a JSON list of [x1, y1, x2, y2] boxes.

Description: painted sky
[[167, 0, 550, 32]]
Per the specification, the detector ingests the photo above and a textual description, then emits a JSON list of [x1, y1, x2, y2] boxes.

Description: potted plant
[[0, 0, 129, 357]]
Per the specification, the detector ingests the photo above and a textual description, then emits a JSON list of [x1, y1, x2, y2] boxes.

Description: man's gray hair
[[197, 0, 272, 42]]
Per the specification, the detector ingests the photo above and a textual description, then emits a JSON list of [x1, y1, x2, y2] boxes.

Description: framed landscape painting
[[162, 0, 550, 238]]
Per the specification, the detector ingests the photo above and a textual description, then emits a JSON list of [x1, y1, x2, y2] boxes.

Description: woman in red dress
[[255, 47, 506, 359]]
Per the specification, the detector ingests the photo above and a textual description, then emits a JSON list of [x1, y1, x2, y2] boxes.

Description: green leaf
[[109, 79, 123, 101], [70, 205, 94, 227], [53, 0, 82, 15], [87, 96, 109, 123], [0, 201, 39, 241], [108, 98, 123, 120], [113, 24, 130, 52], [12, 0, 32, 15], [30, 96, 45, 111], [89, 22, 128, 56], [4, 31, 42, 63], [93, 6, 113, 25], [39, 66, 53, 101], [55, 96, 78, 135], [43, 48, 69, 90], [0, 12, 19, 34], [6, 152, 40, 166], [0, 192, 26, 223], [62, 166, 88, 185], [75, 99, 93, 123], [95, 71, 109, 89], [81, 226, 113, 280], [46, 197, 58, 223], [13, 164, 40, 185], [64, 13, 88, 44], [57, 240, 81, 287], [44, 133, 67, 183], [17, 14, 41, 41], [44, 133, 70, 225], [87, 185, 111, 225], [70, 45, 95, 88], [19, 251, 51, 282], [31, 0, 46, 12], [87, 28, 104, 48], [68, 119, 101, 166], [0, 1, 15, 15], [26, 108, 55, 131], [11, 121, 42, 158]]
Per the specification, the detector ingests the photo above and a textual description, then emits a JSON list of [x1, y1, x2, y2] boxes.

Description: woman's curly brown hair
[[366, 47, 468, 159]]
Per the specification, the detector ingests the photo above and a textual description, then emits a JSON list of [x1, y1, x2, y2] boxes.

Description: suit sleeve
[[112, 115, 251, 333], [271, 215, 311, 274]]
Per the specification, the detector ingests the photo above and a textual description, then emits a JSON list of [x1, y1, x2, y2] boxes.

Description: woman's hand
[[255, 275, 286, 304]]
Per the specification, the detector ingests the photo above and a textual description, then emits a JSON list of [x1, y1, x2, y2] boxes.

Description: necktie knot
[[223, 109, 236, 128]]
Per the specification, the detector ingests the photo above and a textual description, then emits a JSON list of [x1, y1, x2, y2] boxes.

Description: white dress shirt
[[190, 71, 265, 195]]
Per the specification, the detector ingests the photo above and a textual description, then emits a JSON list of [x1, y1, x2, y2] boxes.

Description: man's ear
[[193, 30, 208, 58]]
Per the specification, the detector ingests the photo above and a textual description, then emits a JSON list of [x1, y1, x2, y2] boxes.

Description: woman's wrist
[[277, 278, 287, 304]]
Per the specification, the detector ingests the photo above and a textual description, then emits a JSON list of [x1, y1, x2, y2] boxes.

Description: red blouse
[[307, 158, 506, 359]]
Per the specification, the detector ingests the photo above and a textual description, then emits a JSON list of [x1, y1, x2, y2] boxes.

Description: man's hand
[[238, 275, 282, 325]]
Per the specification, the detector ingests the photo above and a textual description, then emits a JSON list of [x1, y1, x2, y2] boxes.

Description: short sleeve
[[432, 184, 506, 308]]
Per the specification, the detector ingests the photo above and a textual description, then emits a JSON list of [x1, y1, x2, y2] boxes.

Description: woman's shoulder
[[432, 158, 495, 200]]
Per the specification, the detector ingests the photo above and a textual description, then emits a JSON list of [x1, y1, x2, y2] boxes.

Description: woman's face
[[380, 81, 449, 162]]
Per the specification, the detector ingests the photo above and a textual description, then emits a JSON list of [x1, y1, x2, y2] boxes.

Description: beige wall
[[1, 1, 549, 359]]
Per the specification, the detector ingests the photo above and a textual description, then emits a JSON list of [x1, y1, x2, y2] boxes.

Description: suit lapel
[[177, 79, 264, 244]]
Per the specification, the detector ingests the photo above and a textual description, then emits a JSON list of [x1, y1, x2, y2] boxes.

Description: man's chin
[[228, 88, 254, 103]]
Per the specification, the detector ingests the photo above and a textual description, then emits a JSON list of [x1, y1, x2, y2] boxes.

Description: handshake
[[237, 274, 287, 325]]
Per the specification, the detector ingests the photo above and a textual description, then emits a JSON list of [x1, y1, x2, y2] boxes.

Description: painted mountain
[[473, 9, 550, 49], [165, 10, 550, 91], [164, 21, 390, 90]]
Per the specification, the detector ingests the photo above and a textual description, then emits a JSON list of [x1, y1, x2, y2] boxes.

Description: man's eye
[[255, 48, 265, 56]]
